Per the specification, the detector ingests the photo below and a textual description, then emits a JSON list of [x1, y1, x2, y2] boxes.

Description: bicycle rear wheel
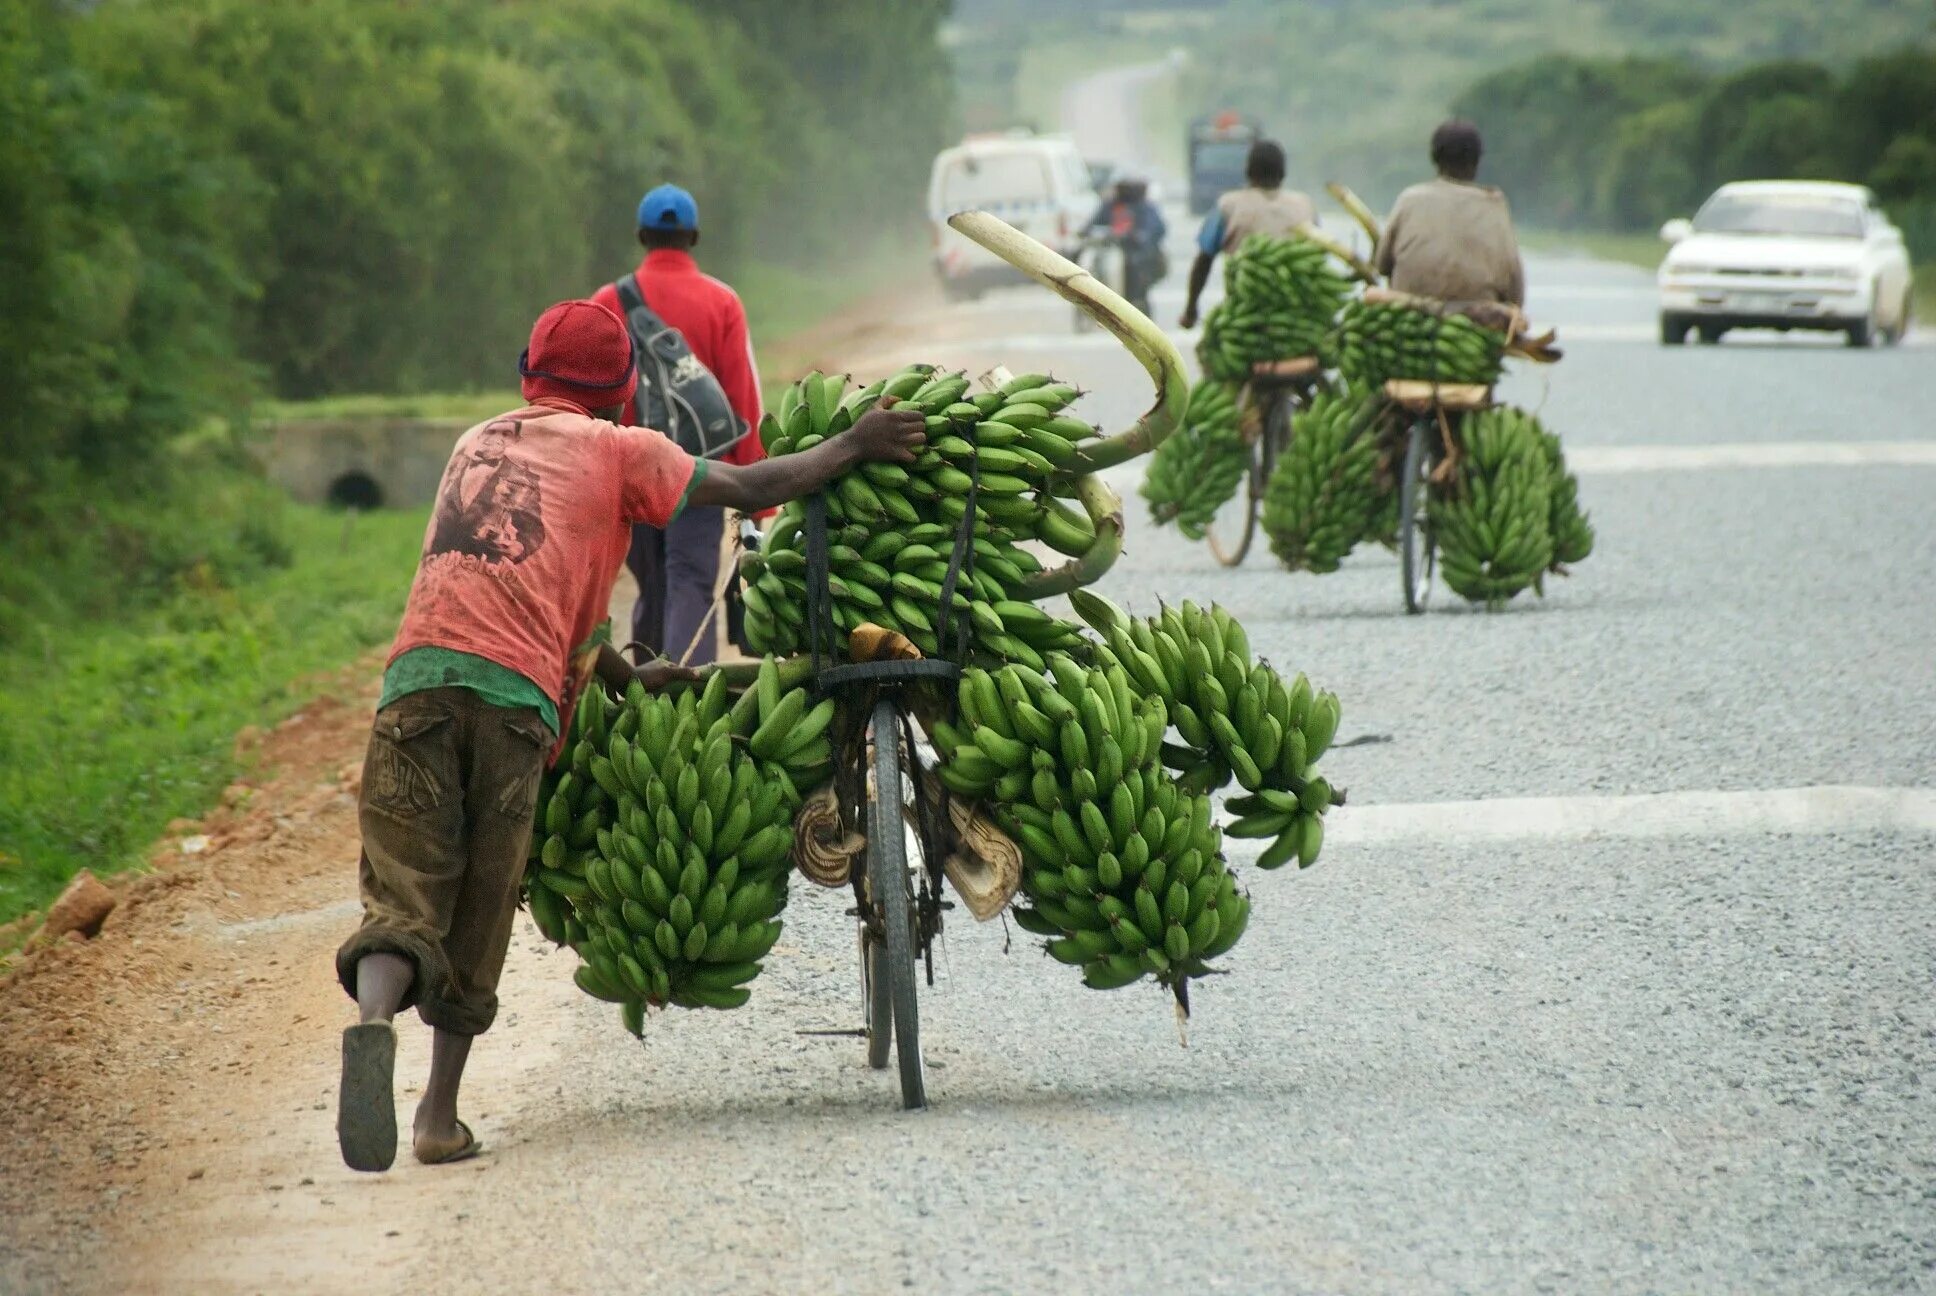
[[1400, 419, 1435, 614], [862, 697, 926, 1109]]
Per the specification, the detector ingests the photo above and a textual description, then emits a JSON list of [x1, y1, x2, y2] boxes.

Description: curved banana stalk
[[1325, 182, 1383, 248], [946, 211, 1186, 473], [1014, 472, 1125, 600], [1294, 221, 1379, 283]]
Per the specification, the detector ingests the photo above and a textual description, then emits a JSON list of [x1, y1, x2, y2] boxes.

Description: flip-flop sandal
[[414, 1119, 482, 1166], [337, 1022, 398, 1172]]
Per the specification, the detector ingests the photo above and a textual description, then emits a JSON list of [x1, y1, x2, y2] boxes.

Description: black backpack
[[611, 275, 744, 459]]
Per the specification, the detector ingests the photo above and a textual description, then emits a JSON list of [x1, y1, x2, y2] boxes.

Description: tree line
[[0, 0, 953, 502], [1451, 46, 1936, 250]]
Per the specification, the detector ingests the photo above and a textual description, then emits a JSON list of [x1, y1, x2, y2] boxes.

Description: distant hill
[[950, 0, 1933, 209], [1182, 0, 1933, 206]]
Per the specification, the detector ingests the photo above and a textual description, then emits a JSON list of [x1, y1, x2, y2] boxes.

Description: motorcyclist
[[1085, 176, 1168, 314]]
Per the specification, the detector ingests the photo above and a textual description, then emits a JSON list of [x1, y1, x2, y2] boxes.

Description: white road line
[[1526, 321, 1936, 346], [1251, 785, 1936, 850], [1571, 441, 1936, 472]]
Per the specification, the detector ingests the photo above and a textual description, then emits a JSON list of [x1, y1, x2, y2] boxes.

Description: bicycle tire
[[1206, 389, 1281, 567], [1204, 439, 1259, 567], [864, 696, 926, 1109], [1400, 419, 1435, 614]]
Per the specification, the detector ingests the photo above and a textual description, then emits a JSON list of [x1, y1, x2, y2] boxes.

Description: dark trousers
[[626, 505, 724, 666], [335, 688, 552, 1035]]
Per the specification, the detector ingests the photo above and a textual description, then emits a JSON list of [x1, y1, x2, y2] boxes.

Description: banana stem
[[1014, 472, 1125, 599], [1324, 182, 1383, 249], [694, 655, 817, 690], [946, 211, 1187, 473], [1295, 221, 1379, 283]]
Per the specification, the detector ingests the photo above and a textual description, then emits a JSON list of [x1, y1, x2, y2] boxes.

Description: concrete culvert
[[326, 471, 384, 511]]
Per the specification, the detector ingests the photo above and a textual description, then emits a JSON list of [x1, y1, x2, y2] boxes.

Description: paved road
[[473, 65, 1936, 1291], [96, 69, 1935, 1296], [462, 272, 1935, 1295]]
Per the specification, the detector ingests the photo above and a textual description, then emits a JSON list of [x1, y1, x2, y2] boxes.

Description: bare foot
[[411, 1115, 480, 1165]]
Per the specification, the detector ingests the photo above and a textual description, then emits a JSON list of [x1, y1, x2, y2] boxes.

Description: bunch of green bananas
[[523, 657, 828, 1035], [740, 365, 1100, 662], [930, 650, 1251, 997], [1197, 235, 1352, 383], [1071, 593, 1344, 873], [1259, 388, 1394, 573], [1333, 299, 1505, 389], [1539, 425, 1595, 569], [1431, 406, 1556, 607], [1140, 378, 1248, 539]]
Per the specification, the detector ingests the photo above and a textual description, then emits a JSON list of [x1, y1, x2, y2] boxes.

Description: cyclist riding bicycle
[[1085, 175, 1167, 315], [1179, 139, 1316, 330], [1374, 120, 1525, 307]]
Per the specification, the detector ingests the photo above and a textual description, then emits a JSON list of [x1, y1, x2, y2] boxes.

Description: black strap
[[803, 491, 838, 678], [816, 659, 959, 690], [612, 274, 670, 339], [934, 414, 982, 663]]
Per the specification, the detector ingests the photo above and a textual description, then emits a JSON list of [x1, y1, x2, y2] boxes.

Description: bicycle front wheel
[[862, 696, 926, 1109], [1204, 437, 1260, 567], [1400, 419, 1435, 614]]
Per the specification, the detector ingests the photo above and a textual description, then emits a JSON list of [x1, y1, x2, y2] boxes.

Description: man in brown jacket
[[1375, 120, 1526, 306]]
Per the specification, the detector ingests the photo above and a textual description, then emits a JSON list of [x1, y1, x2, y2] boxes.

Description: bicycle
[[1384, 378, 1493, 614], [1204, 356, 1325, 567], [801, 210, 1188, 1110]]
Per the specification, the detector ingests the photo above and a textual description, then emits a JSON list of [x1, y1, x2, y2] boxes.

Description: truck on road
[[1187, 111, 1262, 215]]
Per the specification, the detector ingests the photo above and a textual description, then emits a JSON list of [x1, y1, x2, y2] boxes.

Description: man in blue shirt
[[1179, 141, 1318, 329]]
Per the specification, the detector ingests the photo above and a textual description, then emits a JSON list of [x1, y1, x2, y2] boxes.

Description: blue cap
[[637, 184, 698, 232]]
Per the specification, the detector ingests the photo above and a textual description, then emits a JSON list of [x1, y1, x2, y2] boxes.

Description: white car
[[928, 132, 1099, 300], [1657, 181, 1915, 347]]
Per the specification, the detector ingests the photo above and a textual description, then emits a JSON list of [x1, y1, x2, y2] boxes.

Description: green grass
[[257, 391, 518, 423], [0, 488, 426, 926]]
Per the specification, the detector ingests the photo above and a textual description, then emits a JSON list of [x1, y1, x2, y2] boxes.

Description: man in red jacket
[[592, 184, 763, 666]]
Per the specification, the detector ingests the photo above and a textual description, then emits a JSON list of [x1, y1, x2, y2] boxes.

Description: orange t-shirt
[[388, 400, 700, 741]]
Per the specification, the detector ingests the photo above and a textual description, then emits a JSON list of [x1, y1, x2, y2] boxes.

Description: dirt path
[[0, 668, 391, 1293]]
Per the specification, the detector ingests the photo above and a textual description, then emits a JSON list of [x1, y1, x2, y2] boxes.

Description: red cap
[[519, 299, 637, 408]]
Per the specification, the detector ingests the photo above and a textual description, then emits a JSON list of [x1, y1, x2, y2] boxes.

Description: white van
[[928, 132, 1098, 299]]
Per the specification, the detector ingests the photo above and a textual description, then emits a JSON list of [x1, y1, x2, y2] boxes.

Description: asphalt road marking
[[1572, 441, 1936, 471], [1540, 322, 1934, 346], [1282, 785, 1936, 849]]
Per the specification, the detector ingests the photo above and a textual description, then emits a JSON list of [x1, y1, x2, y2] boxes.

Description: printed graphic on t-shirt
[[427, 418, 547, 566]]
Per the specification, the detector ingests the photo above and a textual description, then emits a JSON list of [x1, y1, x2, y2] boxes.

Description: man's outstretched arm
[[1179, 252, 1215, 329], [595, 643, 699, 695], [687, 406, 926, 513]]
